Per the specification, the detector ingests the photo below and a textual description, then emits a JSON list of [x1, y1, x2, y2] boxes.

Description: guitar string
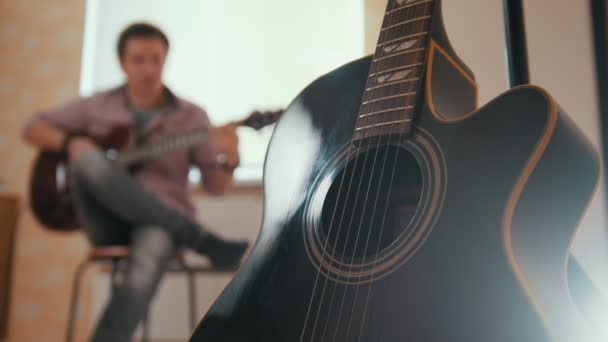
[[303, 1, 418, 338], [354, 2, 436, 340], [303, 1, 430, 339], [320, 128, 389, 342], [298, 5, 390, 340], [297, 126, 361, 341], [304, 24, 390, 341], [299, 78, 379, 340], [328, 114, 394, 342], [333, 2, 433, 340], [317, 2, 414, 341], [339, 2, 432, 340], [321, 3, 407, 340]]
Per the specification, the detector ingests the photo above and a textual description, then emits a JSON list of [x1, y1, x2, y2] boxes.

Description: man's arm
[[25, 121, 67, 152], [197, 125, 240, 195], [189, 108, 240, 196], [202, 167, 235, 195], [23, 97, 97, 160]]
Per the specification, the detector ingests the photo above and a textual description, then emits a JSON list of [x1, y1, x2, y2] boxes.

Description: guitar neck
[[353, 0, 436, 143], [115, 129, 208, 167], [112, 108, 282, 166]]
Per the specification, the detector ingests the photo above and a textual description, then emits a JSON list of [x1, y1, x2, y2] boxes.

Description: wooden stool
[[65, 246, 198, 342], [0, 195, 19, 342]]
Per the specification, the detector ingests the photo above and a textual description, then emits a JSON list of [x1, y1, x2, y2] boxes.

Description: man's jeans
[[70, 150, 207, 342]]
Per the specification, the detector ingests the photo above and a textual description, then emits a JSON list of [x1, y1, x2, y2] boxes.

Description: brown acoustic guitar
[[29, 109, 282, 231]]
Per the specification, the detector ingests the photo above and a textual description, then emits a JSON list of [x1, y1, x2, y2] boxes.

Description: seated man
[[22, 22, 248, 342]]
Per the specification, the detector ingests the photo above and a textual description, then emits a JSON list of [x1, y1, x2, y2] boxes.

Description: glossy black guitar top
[[191, 0, 601, 341]]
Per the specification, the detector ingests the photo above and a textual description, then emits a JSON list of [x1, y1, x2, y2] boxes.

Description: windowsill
[[189, 165, 265, 197], [189, 180, 264, 198]]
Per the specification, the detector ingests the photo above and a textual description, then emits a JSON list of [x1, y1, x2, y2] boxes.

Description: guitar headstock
[[239, 109, 283, 130]]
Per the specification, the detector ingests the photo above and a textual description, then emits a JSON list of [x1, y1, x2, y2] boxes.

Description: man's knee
[[134, 226, 176, 259], [70, 149, 113, 188]]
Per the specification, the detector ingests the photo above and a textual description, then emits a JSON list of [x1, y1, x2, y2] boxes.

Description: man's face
[[120, 36, 167, 92]]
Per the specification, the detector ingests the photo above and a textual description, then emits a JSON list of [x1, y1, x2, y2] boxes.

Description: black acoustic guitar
[[191, 1, 601, 341], [29, 110, 281, 231]]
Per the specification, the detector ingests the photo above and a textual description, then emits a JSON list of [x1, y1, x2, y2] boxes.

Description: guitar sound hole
[[321, 146, 423, 259]]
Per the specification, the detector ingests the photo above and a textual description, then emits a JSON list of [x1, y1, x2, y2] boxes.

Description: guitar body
[[192, 3, 600, 341], [29, 110, 280, 230], [29, 127, 130, 230], [30, 151, 76, 230]]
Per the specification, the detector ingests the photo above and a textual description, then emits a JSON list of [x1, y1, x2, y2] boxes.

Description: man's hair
[[117, 22, 169, 58]]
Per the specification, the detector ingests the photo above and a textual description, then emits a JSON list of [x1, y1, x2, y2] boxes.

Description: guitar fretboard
[[115, 130, 207, 167], [354, 0, 435, 142], [111, 109, 283, 167]]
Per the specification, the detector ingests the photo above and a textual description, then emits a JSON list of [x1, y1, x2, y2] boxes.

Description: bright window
[[80, 0, 365, 183]]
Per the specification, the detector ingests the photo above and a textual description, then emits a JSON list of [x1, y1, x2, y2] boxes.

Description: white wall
[[84, 1, 365, 339], [81, 0, 364, 182]]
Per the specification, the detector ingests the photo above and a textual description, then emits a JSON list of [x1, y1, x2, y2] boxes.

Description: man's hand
[[201, 124, 239, 195], [208, 124, 239, 168], [68, 136, 97, 161]]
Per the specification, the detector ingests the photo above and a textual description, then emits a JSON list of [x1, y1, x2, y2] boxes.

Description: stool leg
[[110, 259, 119, 294], [182, 262, 198, 332], [66, 259, 91, 342], [142, 310, 150, 342]]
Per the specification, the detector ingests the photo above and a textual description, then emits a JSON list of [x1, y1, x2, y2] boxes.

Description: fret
[[373, 47, 426, 62], [384, 2, 433, 27], [359, 106, 413, 118], [371, 50, 426, 75], [118, 130, 207, 166], [379, 0, 433, 45], [353, 0, 435, 144], [365, 74, 422, 99], [385, 0, 433, 16], [382, 5, 432, 27], [352, 124, 410, 143], [355, 119, 412, 131], [370, 69, 414, 87], [357, 110, 414, 127], [362, 92, 416, 105], [381, 15, 431, 32], [361, 97, 417, 116], [366, 78, 419, 91], [369, 63, 423, 77], [360, 106, 415, 119], [379, 25, 430, 51], [377, 38, 424, 57], [377, 32, 428, 48]]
